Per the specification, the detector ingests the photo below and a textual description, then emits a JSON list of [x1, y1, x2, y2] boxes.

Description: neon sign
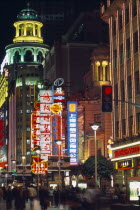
[[114, 146, 140, 158], [67, 101, 78, 165], [40, 90, 53, 159]]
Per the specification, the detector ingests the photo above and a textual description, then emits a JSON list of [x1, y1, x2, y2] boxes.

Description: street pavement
[[0, 198, 111, 210]]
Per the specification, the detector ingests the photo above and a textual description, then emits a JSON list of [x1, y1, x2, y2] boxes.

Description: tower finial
[[27, 2, 30, 9]]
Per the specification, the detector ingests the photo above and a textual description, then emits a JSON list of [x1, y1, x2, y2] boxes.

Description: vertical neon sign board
[[67, 101, 78, 165], [40, 90, 53, 159], [31, 110, 40, 149]]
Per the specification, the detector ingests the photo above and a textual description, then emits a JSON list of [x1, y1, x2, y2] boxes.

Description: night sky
[[0, 0, 104, 63]]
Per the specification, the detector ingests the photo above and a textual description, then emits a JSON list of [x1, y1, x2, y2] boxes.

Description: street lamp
[[22, 156, 26, 187], [11, 160, 16, 183], [36, 148, 41, 198], [89, 123, 100, 185], [56, 140, 62, 206], [5, 164, 8, 187]]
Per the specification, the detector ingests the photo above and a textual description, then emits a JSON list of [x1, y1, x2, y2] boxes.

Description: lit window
[[26, 110, 30, 113], [26, 127, 30, 131], [27, 151, 30, 155], [27, 139, 30, 144]]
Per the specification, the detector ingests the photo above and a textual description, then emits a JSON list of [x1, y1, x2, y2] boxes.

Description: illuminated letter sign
[[40, 90, 53, 159], [114, 146, 140, 158], [67, 101, 78, 165]]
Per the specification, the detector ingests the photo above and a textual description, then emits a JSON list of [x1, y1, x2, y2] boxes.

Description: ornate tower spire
[[13, 5, 43, 43]]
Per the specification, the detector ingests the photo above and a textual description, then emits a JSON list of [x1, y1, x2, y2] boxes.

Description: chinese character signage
[[31, 162, 48, 174], [67, 101, 78, 165], [40, 90, 53, 159], [113, 146, 140, 158], [118, 160, 132, 170]]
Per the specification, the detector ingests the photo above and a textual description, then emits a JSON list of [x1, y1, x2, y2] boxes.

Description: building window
[[116, 121, 119, 138], [24, 50, 33, 62], [136, 113, 140, 134], [129, 116, 133, 137], [132, 0, 137, 17], [135, 71, 140, 95], [26, 110, 31, 113], [125, 7, 129, 25], [113, 50, 117, 68], [26, 151, 30, 155], [26, 127, 30, 131], [119, 13, 122, 30], [120, 44, 123, 65], [27, 102, 30, 106], [126, 38, 130, 59], [94, 114, 101, 123], [27, 139, 30, 144], [121, 80, 125, 101], [113, 20, 116, 36], [122, 119, 126, 136], [133, 31, 138, 53], [99, 66, 103, 81], [37, 51, 43, 63], [114, 84, 118, 105], [128, 76, 132, 99], [14, 51, 21, 63]]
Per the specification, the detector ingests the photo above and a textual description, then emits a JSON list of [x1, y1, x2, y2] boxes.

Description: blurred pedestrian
[[0, 187, 3, 200], [120, 184, 127, 203], [5, 186, 13, 210], [39, 186, 49, 210], [83, 183, 97, 210], [28, 186, 37, 208]]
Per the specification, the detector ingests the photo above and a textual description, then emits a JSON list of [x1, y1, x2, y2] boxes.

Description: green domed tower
[[5, 4, 49, 173]]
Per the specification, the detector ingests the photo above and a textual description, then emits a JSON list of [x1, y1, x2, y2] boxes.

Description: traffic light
[[102, 85, 112, 112]]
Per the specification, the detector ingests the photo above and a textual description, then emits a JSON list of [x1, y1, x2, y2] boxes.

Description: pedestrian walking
[[83, 183, 97, 210], [5, 186, 13, 210]]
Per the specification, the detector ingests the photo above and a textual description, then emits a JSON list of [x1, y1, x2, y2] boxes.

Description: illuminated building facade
[[101, 0, 140, 184], [0, 73, 8, 171], [82, 44, 112, 160], [5, 5, 49, 172]]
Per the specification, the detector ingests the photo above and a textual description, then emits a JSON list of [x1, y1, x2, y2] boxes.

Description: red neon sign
[[114, 146, 140, 158]]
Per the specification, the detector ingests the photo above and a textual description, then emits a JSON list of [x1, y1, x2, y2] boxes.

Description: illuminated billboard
[[40, 90, 53, 159], [67, 101, 78, 165]]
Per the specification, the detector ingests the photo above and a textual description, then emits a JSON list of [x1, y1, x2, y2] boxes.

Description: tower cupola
[[13, 3, 43, 43]]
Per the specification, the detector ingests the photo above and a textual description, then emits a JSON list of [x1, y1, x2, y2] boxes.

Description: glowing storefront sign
[[0, 111, 7, 163], [40, 90, 53, 159], [52, 115, 62, 155], [50, 103, 62, 114], [31, 162, 48, 174], [31, 110, 41, 149], [114, 146, 140, 158], [67, 101, 78, 165]]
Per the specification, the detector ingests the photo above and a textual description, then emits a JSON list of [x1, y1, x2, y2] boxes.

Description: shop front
[[111, 142, 140, 186]]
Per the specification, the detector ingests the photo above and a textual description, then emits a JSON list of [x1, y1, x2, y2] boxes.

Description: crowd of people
[[0, 183, 127, 210]]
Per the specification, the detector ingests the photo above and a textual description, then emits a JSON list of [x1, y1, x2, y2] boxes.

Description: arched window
[[19, 24, 24, 36], [37, 51, 43, 63], [24, 50, 33, 62], [26, 23, 33, 36], [14, 51, 21, 63]]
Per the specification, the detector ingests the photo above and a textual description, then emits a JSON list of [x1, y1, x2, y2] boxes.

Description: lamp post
[[11, 160, 16, 183], [22, 156, 26, 187], [56, 140, 62, 206], [5, 164, 8, 187], [36, 148, 41, 198], [90, 123, 100, 185]]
